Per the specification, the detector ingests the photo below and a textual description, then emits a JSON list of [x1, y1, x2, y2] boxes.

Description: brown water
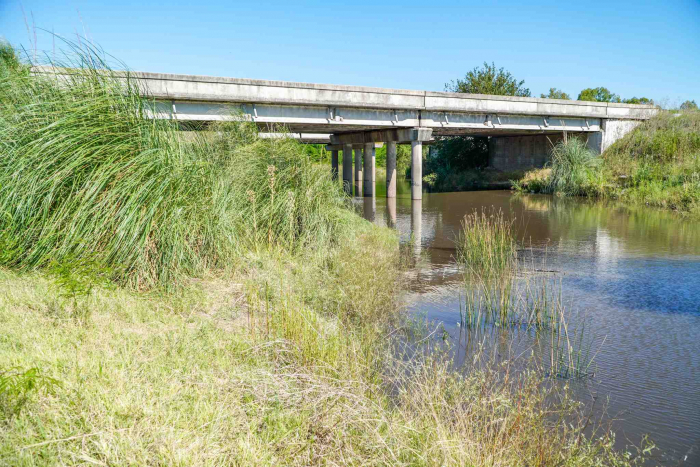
[[356, 180, 700, 465]]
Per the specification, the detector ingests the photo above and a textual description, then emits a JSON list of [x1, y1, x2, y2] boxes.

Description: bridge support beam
[[363, 142, 374, 197], [386, 141, 397, 198], [331, 150, 338, 181], [342, 144, 353, 195], [411, 141, 423, 200], [330, 127, 432, 145]]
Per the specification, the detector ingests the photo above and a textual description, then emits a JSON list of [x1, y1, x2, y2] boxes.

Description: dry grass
[[0, 229, 649, 465]]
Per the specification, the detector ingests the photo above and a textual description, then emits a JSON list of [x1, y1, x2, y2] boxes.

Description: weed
[[0, 367, 59, 423]]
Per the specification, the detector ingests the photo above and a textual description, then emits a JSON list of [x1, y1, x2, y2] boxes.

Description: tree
[[623, 97, 653, 105], [680, 100, 698, 111], [540, 88, 570, 100], [577, 87, 620, 103], [446, 62, 531, 97]]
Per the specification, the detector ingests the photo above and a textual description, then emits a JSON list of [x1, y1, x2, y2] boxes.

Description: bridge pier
[[411, 141, 423, 200], [386, 141, 397, 198], [411, 198, 422, 258], [386, 196, 397, 228], [342, 144, 353, 195], [330, 127, 432, 200], [331, 150, 338, 180], [354, 146, 363, 196], [363, 142, 375, 197]]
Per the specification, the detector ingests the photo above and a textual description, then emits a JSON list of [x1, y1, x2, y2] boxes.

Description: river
[[355, 180, 700, 465]]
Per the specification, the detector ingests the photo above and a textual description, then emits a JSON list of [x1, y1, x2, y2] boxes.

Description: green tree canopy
[[540, 88, 570, 100], [680, 100, 698, 111], [577, 87, 620, 103], [446, 62, 530, 97], [623, 97, 654, 105]]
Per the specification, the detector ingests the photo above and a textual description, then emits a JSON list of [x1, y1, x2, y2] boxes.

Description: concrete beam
[[258, 132, 330, 143], [325, 142, 383, 151], [330, 128, 433, 145]]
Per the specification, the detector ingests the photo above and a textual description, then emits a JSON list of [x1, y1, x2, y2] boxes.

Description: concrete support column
[[411, 198, 422, 258], [386, 196, 397, 228], [331, 150, 339, 180], [411, 141, 422, 200], [372, 147, 376, 183], [363, 142, 374, 197], [354, 147, 363, 196], [342, 144, 353, 194], [386, 141, 397, 198], [363, 197, 375, 222]]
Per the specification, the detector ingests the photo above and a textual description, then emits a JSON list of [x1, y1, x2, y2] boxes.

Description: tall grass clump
[[0, 42, 348, 288], [547, 137, 600, 196], [456, 208, 516, 275]]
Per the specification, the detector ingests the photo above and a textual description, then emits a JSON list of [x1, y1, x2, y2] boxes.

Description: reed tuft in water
[[456, 208, 517, 276]]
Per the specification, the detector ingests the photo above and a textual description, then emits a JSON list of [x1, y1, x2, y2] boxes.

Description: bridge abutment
[[488, 119, 641, 172]]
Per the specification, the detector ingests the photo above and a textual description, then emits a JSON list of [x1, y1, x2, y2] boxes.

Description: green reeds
[[455, 210, 594, 379], [455, 208, 516, 276]]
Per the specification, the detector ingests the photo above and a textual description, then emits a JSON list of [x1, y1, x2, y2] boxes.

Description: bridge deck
[[35, 67, 657, 138]]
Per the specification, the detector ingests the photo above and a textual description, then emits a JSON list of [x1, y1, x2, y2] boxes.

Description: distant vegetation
[[681, 100, 698, 111], [540, 87, 570, 99], [514, 111, 700, 215], [446, 61, 531, 96]]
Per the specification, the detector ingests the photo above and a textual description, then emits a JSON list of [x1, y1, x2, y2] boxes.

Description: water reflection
[[411, 199, 422, 259], [363, 196, 375, 222], [358, 181, 700, 465]]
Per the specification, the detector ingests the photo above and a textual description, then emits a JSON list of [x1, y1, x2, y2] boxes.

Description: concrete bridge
[[38, 67, 657, 199]]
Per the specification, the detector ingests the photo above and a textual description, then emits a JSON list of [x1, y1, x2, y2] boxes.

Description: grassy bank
[[514, 112, 700, 215], [0, 43, 649, 464]]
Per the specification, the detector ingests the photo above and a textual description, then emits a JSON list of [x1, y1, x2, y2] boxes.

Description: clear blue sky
[[1, 0, 698, 105]]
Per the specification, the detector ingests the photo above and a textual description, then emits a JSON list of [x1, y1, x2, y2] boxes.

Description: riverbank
[[0, 43, 648, 464], [513, 111, 700, 215]]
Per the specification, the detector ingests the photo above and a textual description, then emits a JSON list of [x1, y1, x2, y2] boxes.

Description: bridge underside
[[155, 100, 602, 139], [154, 100, 630, 201]]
